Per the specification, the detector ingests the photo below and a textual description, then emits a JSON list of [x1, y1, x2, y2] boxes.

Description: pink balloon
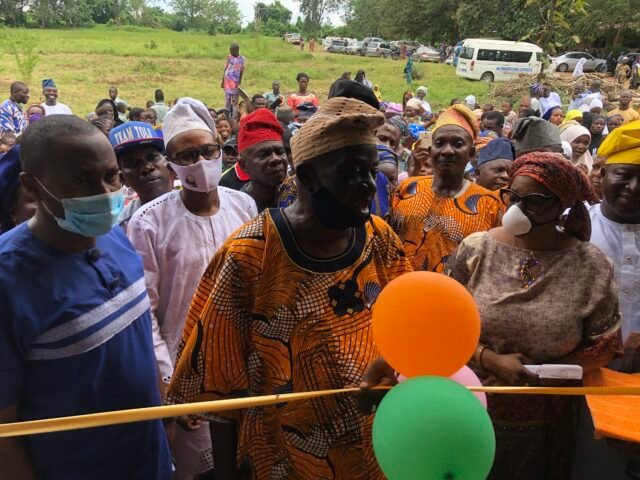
[[397, 366, 487, 409], [450, 366, 487, 409]]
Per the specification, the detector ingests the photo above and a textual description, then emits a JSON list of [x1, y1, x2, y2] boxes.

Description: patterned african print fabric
[[389, 175, 503, 272], [167, 208, 412, 480]]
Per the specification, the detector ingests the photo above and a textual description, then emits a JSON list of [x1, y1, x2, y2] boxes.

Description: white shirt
[[127, 188, 258, 380], [589, 203, 640, 341], [41, 102, 72, 115], [420, 100, 432, 113], [539, 92, 562, 116]]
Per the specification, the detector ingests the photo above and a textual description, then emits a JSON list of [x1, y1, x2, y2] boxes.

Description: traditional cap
[[42, 78, 56, 89], [513, 117, 562, 156], [377, 144, 398, 166], [416, 86, 428, 95], [276, 106, 295, 125], [432, 104, 479, 140], [328, 79, 380, 110], [163, 97, 216, 147], [237, 108, 284, 153], [223, 137, 238, 152], [477, 137, 516, 166], [109, 121, 164, 155], [291, 97, 384, 167], [598, 120, 640, 165], [465, 95, 476, 108], [406, 98, 424, 112], [0, 146, 22, 233]]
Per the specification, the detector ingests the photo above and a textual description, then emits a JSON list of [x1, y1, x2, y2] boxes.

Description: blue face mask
[[36, 178, 124, 237]]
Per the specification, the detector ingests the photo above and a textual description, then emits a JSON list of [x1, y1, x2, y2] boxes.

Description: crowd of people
[[0, 41, 639, 480]]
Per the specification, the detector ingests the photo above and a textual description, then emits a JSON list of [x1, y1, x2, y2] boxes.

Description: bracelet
[[474, 344, 488, 369]]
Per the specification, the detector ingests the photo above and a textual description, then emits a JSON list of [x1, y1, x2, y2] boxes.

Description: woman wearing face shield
[[445, 152, 623, 480]]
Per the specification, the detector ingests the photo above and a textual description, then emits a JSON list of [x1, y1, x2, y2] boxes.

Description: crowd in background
[[0, 41, 639, 480]]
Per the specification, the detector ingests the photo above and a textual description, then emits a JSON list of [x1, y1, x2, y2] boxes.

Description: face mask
[[36, 178, 125, 237], [169, 153, 222, 193], [28, 114, 43, 124], [309, 186, 368, 231], [502, 204, 532, 236]]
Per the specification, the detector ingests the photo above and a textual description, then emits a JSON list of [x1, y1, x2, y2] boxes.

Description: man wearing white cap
[[127, 97, 257, 479]]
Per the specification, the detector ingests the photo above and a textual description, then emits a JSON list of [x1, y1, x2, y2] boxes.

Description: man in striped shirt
[[0, 115, 172, 480]]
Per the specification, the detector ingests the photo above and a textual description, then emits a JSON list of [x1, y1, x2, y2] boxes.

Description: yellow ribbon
[[3, 385, 640, 438]]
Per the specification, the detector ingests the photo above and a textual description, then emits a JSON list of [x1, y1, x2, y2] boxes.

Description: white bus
[[456, 39, 543, 82]]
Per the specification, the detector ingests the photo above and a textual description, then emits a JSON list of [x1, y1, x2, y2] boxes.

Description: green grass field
[[0, 25, 490, 115]]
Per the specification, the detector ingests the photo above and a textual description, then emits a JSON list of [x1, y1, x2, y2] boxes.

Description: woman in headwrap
[[582, 113, 607, 155], [446, 153, 622, 480], [562, 109, 583, 126], [95, 98, 123, 126], [390, 104, 504, 272], [561, 124, 593, 173], [542, 105, 565, 126]]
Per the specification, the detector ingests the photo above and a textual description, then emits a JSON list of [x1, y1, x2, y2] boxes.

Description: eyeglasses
[[120, 151, 165, 171], [172, 144, 220, 166], [500, 188, 558, 214]]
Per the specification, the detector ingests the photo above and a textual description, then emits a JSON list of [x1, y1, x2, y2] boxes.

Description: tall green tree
[[297, 0, 344, 32], [208, 0, 241, 33]]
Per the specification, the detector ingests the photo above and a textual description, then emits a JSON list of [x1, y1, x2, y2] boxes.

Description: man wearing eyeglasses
[[108, 121, 173, 232], [127, 97, 257, 480]]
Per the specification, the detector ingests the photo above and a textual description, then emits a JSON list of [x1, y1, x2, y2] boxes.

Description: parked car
[[346, 41, 364, 55], [552, 52, 606, 72], [413, 46, 441, 63], [363, 37, 385, 45], [393, 40, 422, 54], [366, 41, 394, 58], [328, 39, 347, 54], [285, 33, 302, 45]]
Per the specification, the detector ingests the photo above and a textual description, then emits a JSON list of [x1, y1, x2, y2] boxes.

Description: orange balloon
[[372, 271, 480, 377]]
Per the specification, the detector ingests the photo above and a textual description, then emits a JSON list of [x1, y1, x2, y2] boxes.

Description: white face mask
[[502, 204, 532, 236], [168, 152, 222, 193]]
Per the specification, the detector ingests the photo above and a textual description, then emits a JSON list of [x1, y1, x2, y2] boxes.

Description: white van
[[456, 39, 543, 82]]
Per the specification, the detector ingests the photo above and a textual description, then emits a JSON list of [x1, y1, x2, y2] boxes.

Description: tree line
[[0, 0, 243, 33], [2, 0, 639, 55]]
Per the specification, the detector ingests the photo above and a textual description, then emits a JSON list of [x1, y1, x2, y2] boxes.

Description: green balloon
[[373, 376, 496, 480]]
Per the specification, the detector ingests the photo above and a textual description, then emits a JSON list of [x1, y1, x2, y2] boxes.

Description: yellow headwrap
[[598, 119, 640, 165], [563, 109, 583, 124], [432, 104, 479, 140]]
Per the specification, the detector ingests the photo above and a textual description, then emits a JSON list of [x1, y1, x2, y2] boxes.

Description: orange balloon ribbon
[[3, 385, 640, 439]]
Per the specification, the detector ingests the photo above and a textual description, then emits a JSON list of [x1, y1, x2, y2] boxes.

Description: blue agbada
[[0, 145, 22, 233]]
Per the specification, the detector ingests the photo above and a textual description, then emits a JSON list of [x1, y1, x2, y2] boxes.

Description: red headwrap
[[510, 152, 596, 241], [237, 108, 284, 153]]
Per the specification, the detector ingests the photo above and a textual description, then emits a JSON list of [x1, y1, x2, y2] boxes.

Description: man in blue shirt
[[0, 115, 172, 479], [0, 81, 29, 135]]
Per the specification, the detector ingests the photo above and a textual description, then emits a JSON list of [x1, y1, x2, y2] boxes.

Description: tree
[[255, 1, 291, 24], [31, 0, 59, 28], [520, 0, 587, 54], [208, 0, 241, 33], [297, 0, 344, 33], [0, 0, 29, 26], [171, 0, 209, 29]]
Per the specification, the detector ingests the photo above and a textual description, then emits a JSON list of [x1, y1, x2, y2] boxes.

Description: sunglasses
[[500, 188, 558, 214], [172, 144, 220, 166]]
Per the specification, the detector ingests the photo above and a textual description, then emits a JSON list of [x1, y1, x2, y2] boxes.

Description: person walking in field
[[221, 43, 245, 115], [404, 54, 414, 85], [309, 37, 315, 52], [300, 36, 305, 52]]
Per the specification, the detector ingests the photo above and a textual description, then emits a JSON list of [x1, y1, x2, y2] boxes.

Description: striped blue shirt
[[0, 223, 171, 480]]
